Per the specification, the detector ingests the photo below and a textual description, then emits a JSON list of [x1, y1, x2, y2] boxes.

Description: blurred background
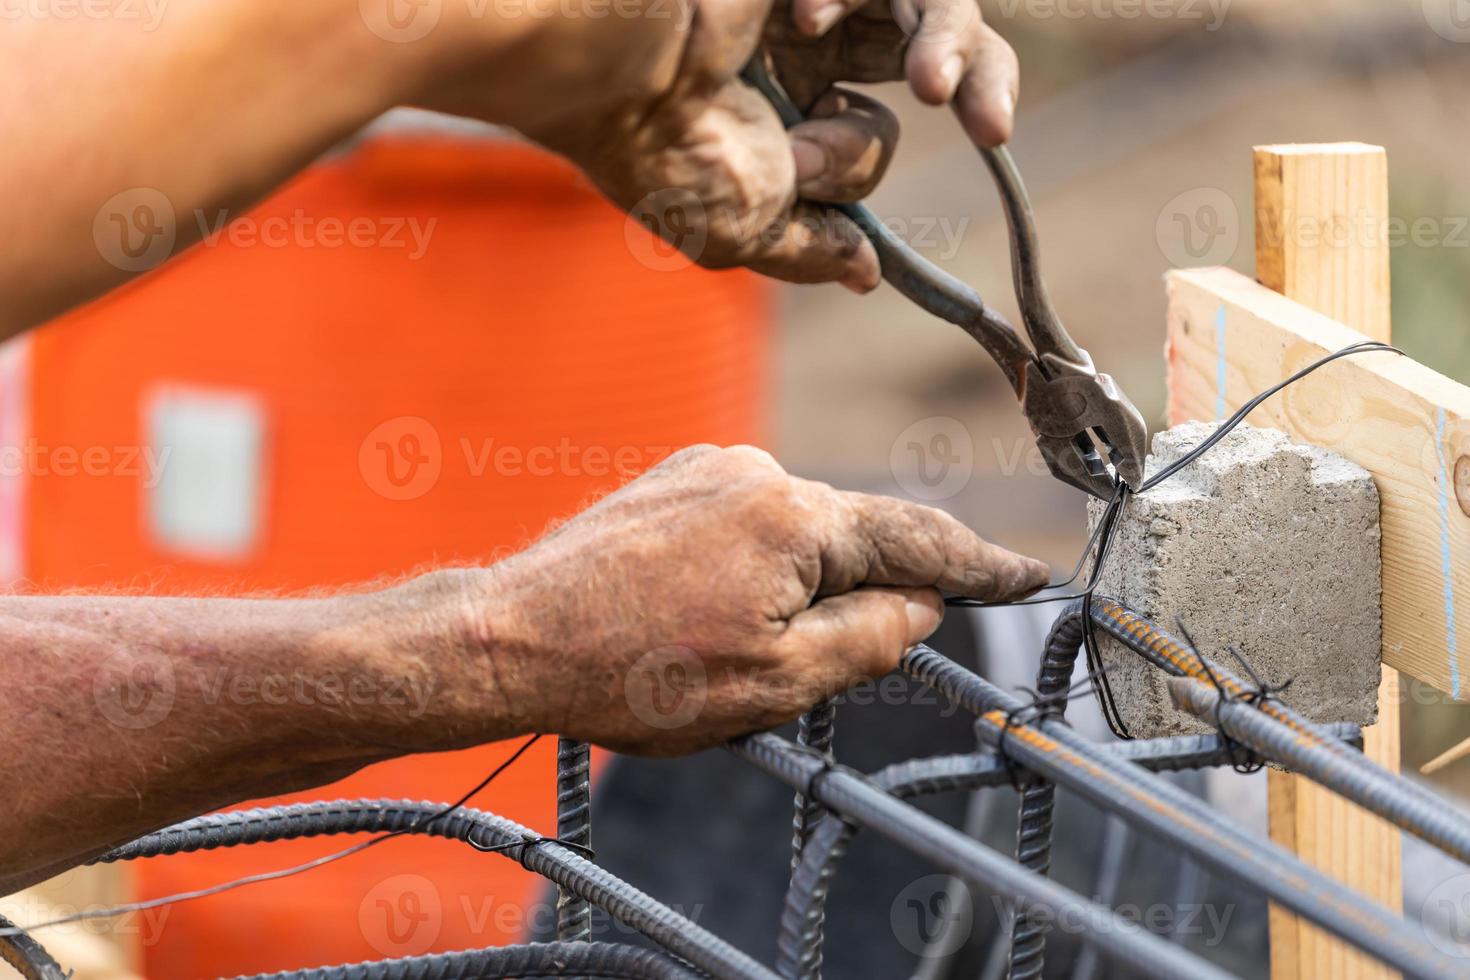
[[5, 0, 1470, 976]]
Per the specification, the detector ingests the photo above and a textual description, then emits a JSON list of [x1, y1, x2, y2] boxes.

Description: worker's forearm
[[0, 0, 486, 337], [0, 569, 517, 893], [0, 447, 1048, 892]]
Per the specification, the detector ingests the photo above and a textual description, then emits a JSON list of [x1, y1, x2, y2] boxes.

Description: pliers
[[743, 60, 1147, 500]]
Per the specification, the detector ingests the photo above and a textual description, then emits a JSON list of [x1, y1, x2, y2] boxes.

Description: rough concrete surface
[[1088, 421, 1382, 737]]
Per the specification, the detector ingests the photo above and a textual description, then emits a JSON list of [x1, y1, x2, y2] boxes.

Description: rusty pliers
[[744, 61, 1147, 499]]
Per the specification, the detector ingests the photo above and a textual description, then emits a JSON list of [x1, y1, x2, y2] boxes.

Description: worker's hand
[[419, 0, 1016, 293], [763, 0, 1020, 147], [461, 445, 1047, 755]]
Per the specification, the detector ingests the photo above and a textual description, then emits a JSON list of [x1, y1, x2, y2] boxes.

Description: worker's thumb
[[779, 586, 944, 680]]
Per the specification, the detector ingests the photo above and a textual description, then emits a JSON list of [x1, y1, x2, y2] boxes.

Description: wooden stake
[[1173, 142, 1405, 980], [1259, 142, 1402, 980]]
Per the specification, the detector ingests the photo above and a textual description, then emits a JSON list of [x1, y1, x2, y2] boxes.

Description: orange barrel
[[21, 134, 770, 976]]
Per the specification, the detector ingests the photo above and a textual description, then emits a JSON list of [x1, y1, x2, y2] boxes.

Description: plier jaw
[[742, 57, 1150, 499], [1020, 357, 1147, 499]]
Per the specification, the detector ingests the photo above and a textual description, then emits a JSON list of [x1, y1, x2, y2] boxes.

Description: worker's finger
[[777, 586, 943, 682], [818, 486, 1050, 599], [789, 0, 869, 37], [743, 203, 881, 293], [788, 88, 900, 203], [902, 0, 989, 105], [947, 24, 1019, 147], [673, 80, 880, 290]]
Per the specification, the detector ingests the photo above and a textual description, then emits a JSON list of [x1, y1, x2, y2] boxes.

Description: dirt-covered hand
[[419, 0, 1016, 292], [467, 445, 1047, 755]]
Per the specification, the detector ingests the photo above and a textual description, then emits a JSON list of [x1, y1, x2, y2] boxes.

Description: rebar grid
[[5, 600, 1461, 980]]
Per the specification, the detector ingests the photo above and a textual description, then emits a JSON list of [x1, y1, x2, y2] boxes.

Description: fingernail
[[940, 54, 965, 98], [1000, 88, 1017, 120], [792, 138, 827, 185], [904, 597, 943, 644], [808, 2, 844, 35], [1027, 558, 1050, 584], [1012, 558, 1050, 596], [839, 271, 874, 294]]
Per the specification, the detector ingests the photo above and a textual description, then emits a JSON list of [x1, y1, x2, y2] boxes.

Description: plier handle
[[743, 60, 1147, 499]]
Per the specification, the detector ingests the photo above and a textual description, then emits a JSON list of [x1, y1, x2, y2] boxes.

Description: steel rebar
[[901, 643, 1459, 979], [228, 941, 701, 980], [1008, 610, 1087, 980], [732, 733, 1233, 980], [555, 737, 594, 942], [1087, 599, 1470, 864], [93, 801, 777, 980]]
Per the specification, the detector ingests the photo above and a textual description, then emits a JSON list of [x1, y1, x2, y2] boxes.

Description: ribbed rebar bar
[[93, 801, 778, 980], [900, 643, 1460, 980], [785, 699, 837, 980], [776, 813, 853, 980], [732, 733, 1231, 980], [227, 941, 700, 980], [790, 699, 836, 872], [0, 915, 65, 980], [1088, 598, 1470, 864], [1008, 610, 1087, 980], [772, 726, 1359, 980], [1168, 676, 1470, 862], [555, 737, 593, 942]]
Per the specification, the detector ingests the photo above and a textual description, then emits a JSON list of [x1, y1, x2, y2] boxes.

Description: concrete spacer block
[[1087, 421, 1382, 737]]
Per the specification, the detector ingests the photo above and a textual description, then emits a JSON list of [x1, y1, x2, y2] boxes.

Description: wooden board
[[1167, 252, 1470, 694], [1166, 262, 1442, 973]]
